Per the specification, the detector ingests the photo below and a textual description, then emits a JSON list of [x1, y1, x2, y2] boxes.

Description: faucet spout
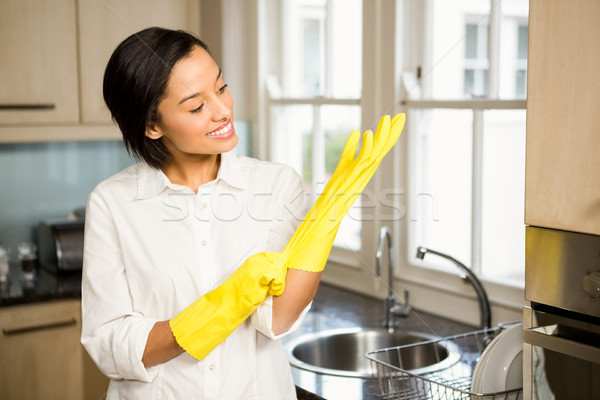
[[377, 227, 410, 331], [416, 246, 491, 330]]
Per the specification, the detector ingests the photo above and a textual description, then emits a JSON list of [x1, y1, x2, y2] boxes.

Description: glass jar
[[18, 241, 38, 280]]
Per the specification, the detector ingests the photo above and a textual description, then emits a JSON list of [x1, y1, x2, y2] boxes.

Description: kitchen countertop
[[285, 283, 477, 400]]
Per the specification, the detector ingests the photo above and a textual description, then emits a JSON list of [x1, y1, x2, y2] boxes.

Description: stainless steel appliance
[[37, 220, 84, 273], [523, 226, 600, 399]]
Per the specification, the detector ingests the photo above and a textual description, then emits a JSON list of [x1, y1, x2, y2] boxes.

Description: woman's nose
[[208, 97, 231, 120]]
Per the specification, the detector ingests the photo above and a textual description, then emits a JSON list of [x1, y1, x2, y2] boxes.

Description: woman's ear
[[145, 122, 163, 140]]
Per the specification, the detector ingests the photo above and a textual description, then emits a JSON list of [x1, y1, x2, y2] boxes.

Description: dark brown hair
[[103, 27, 210, 169]]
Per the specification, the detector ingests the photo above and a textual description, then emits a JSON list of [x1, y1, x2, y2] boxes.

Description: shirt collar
[[136, 152, 248, 199], [217, 151, 249, 190]]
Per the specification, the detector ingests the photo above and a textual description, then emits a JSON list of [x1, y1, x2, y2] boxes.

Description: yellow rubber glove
[[169, 251, 286, 360], [283, 113, 405, 272]]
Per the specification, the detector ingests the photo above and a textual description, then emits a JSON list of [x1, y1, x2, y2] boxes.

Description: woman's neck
[[162, 153, 221, 193]]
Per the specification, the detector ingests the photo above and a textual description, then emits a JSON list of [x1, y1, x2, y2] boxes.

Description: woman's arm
[[142, 321, 184, 368], [271, 269, 322, 335], [145, 265, 317, 365]]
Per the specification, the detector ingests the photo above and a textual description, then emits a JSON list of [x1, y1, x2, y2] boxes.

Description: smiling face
[[146, 46, 237, 161]]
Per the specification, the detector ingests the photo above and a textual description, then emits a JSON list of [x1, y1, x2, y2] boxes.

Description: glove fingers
[[318, 129, 363, 199], [389, 113, 406, 147], [372, 113, 405, 166], [340, 129, 361, 162], [373, 115, 391, 156], [358, 130, 374, 165]]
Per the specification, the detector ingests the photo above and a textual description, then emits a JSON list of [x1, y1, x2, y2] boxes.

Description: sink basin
[[286, 327, 459, 378]]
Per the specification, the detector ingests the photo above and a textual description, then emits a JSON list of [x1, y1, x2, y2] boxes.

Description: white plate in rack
[[471, 323, 523, 396]]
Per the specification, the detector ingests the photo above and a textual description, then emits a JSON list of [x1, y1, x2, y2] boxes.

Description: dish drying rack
[[366, 326, 523, 400]]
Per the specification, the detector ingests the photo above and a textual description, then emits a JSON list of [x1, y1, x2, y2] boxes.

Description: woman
[[82, 27, 319, 399], [82, 26, 403, 400]]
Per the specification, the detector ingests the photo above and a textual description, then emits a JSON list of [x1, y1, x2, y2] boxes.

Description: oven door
[[523, 306, 600, 400]]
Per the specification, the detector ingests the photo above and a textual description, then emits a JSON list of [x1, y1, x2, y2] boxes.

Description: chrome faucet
[[416, 246, 491, 330], [377, 226, 411, 331]]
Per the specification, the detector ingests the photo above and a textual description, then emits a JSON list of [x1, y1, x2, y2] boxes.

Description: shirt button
[[201, 240, 208, 246], [201, 203, 208, 209], [208, 280, 213, 287], [208, 363, 216, 371]]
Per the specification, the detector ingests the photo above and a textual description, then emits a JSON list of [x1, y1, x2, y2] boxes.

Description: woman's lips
[[206, 121, 234, 139]]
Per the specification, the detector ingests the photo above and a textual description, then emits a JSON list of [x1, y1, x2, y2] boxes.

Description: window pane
[[498, 1, 529, 99], [412, 109, 473, 267], [270, 105, 313, 194], [302, 19, 322, 96], [328, 0, 362, 98], [285, 0, 361, 98], [270, 104, 362, 251], [481, 110, 526, 284], [428, 0, 528, 100], [322, 106, 361, 177], [269, 1, 362, 250]]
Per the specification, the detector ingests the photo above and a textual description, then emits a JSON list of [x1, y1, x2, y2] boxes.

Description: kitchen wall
[[0, 121, 252, 257], [0, 140, 134, 253]]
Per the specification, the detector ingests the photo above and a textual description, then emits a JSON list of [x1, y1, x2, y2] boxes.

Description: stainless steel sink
[[286, 327, 460, 378]]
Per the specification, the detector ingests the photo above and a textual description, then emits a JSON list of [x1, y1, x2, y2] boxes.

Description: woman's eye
[[217, 84, 228, 95], [190, 104, 204, 113]]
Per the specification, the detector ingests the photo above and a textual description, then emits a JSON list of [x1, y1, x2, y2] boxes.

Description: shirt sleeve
[[251, 166, 311, 338], [80, 189, 159, 382]]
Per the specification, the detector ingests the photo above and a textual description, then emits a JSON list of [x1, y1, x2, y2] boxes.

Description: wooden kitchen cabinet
[[0, 0, 200, 142], [0, 299, 109, 400], [0, 0, 80, 126], [525, 0, 600, 235], [77, 0, 201, 123]]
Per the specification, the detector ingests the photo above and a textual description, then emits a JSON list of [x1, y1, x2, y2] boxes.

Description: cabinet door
[[0, 0, 79, 125], [525, 0, 600, 235], [77, 0, 201, 123], [0, 300, 83, 400]]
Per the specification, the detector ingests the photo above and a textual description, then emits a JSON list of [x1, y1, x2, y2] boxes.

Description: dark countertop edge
[[0, 291, 81, 307]]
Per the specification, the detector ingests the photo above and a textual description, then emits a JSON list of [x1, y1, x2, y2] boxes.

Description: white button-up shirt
[[81, 152, 309, 400]]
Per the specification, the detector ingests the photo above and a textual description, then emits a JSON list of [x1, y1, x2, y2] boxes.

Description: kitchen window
[[254, 0, 528, 319], [264, 0, 363, 252], [406, 0, 528, 286]]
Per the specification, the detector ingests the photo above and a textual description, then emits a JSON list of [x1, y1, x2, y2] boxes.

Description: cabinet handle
[[2, 318, 77, 335], [0, 104, 56, 110]]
